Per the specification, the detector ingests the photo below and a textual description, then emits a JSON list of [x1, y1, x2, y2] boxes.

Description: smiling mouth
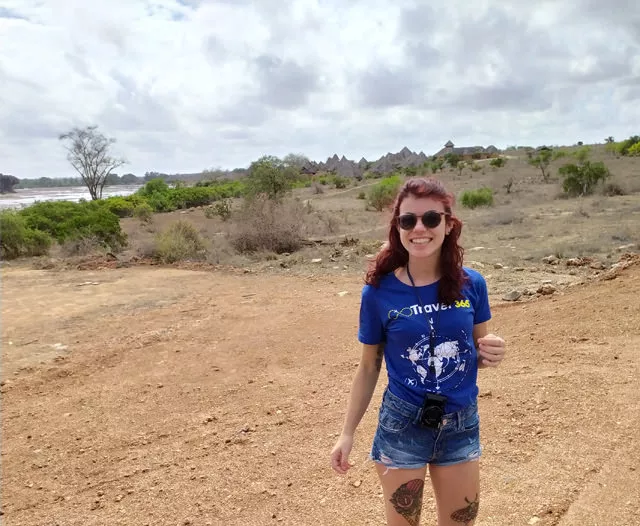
[[410, 238, 432, 245]]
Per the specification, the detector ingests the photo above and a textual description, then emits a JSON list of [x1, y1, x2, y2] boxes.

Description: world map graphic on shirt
[[400, 328, 474, 392]]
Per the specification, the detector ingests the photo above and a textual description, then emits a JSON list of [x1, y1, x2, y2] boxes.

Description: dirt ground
[[2, 253, 639, 525]]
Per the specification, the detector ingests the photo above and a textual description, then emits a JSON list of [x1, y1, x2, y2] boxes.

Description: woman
[[330, 177, 506, 526]]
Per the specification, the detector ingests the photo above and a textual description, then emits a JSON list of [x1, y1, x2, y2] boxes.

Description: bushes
[[627, 142, 640, 156], [97, 178, 243, 218], [616, 135, 640, 156], [18, 200, 126, 250], [154, 220, 207, 263], [228, 196, 304, 254], [367, 175, 402, 211], [460, 187, 494, 208], [490, 157, 507, 168], [0, 211, 53, 259]]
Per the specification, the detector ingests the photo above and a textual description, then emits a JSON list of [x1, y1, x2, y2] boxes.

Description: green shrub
[[357, 191, 366, 200], [138, 178, 170, 196], [23, 228, 53, 256], [617, 135, 640, 156], [102, 196, 138, 218], [560, 161, 610, 197], [460, 187, 494, 208], [367, 175, 402, 211], [333, 175, 349, 189], [19, 200, 126, 250], [0, 210, 53, 259], [490, 157, 507, 168], [628, 142, 640, 156], [136, 179, 243, 213], [154, 220, 207, 263]]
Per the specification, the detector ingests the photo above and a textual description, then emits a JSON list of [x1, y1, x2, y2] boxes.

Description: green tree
[[559, 148, 610, 197], [59, 126, 127, 200], [444, 153, 461, 169], [245, 155, 297, 201], [527, 148, 566, 182]]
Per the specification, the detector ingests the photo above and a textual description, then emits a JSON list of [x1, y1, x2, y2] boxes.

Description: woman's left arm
[[473, 322, 506, 368]]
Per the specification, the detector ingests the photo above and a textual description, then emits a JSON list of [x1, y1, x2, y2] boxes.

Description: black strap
[[406, 263, 440, 375]]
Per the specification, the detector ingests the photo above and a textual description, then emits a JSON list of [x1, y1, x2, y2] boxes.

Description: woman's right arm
[[330, 342, 384, 474]]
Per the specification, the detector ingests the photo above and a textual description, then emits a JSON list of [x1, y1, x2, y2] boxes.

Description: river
[[0, 185, 143, 210]]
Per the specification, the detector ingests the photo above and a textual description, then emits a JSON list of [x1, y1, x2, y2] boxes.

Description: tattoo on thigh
[[389, 479, 424, 526], [375, 343, 384, 371], [450, 494, 479, 525]]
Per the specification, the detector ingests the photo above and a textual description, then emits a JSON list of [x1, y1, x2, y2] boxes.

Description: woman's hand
[[330, 434, 354, 475], [477, 333, 506, 368]]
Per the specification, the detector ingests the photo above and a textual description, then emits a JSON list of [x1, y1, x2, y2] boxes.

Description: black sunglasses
[[397, 210, 447, 230]]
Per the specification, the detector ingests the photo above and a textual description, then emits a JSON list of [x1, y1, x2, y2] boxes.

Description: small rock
[[566, 257, 588, 267], [528, 517, 541, 525], [352, 480, 362, 488], [493, 263, 504, 269], [311, 258, 322, 264], [468, 246, 485, 252], [542, 255, 559, 265], [590, 261, 605, 270], [337, 291, 349, 297], [502, 290, 522, 302], [537, 284, 556, 295]]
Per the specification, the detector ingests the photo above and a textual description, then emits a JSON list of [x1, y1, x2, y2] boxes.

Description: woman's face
[[396, 194, 450, 261]]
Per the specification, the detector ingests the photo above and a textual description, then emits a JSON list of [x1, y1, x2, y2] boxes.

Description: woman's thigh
[[375, 463, 428, 526], [429, 459, 480, 526]]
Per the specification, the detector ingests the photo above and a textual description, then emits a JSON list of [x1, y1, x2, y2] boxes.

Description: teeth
[[411, 239, 431, 244]]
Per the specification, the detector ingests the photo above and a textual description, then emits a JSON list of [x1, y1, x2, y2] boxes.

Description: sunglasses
[[397, 210, 448, 230]]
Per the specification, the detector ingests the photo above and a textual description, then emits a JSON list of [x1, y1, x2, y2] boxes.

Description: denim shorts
[[370, 388, 482, 469]]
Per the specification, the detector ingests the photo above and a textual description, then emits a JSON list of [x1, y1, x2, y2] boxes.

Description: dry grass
[[117, 146, 639, 270]]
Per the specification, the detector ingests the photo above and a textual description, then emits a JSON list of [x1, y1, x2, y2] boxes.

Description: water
[[0, 185, 143, 209]]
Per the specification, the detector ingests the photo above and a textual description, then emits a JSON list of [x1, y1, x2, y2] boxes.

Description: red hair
[[365, 177, 468, 305]]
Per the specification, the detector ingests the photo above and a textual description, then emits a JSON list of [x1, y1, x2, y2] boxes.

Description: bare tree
[[59, 126, 127, 200]]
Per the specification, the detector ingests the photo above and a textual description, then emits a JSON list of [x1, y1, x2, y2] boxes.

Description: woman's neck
[[403, 256, 441, 286]]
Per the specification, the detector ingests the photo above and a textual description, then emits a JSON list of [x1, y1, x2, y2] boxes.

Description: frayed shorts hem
[[369, 451, 481, 470]]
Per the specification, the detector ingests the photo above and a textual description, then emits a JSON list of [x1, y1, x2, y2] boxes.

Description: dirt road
[[2, 262, 639, 525]]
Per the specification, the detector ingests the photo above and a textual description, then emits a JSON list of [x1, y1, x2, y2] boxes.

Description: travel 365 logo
[[388, 299, 470, 320]]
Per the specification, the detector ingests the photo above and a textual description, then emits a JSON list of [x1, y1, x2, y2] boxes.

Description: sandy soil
[[2, 255, 639, 526]]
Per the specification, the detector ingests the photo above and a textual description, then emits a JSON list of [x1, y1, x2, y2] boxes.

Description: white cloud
[[0, 0, 639, 178]]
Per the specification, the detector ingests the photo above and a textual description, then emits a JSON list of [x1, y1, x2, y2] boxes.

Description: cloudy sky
[[1, 0, 639, 179]]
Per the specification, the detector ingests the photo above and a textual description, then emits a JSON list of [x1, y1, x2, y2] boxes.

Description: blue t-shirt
[[358, 267, 491, 413]]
